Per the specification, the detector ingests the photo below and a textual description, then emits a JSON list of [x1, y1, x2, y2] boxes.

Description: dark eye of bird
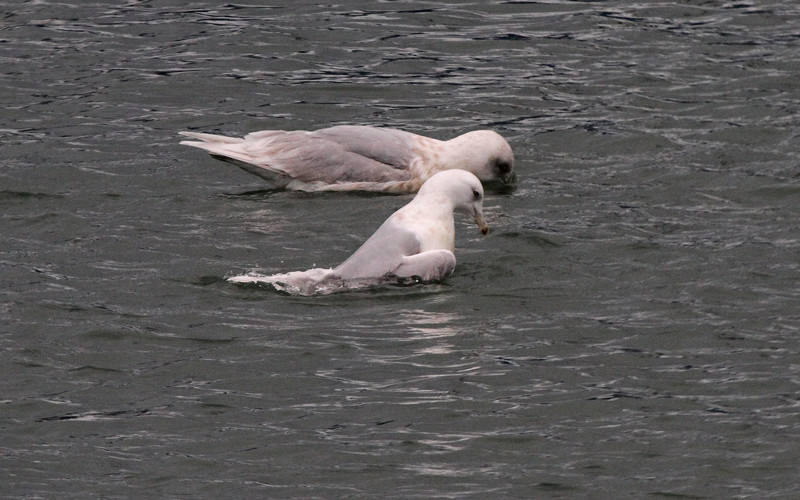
[[496, 161, 510, 175], [472, 189, 481, 199]]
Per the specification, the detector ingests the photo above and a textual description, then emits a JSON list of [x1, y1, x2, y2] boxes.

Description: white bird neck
[[397, 193, 456, 252]]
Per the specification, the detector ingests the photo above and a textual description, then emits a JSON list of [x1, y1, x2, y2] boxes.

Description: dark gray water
[[2, 1, 799, 498]]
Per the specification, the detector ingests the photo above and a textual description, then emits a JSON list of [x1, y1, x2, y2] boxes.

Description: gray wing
[[311, 126, 420, 169], [262, 129, 416, 184], [333, 219, 420, 280], [393, 250, 456, 281]]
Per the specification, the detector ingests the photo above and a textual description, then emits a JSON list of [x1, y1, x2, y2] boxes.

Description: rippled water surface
[[2, 1, 800, 498]]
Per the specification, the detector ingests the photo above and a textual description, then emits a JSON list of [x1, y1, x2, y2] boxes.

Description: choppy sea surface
[[2, 1, 799, 498]]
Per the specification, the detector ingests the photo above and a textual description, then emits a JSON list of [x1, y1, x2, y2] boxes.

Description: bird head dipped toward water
[[443, 130, 515, 184], [416, 169, 489, 236]]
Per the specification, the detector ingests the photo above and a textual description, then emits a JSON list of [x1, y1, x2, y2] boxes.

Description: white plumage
[[228, 170, 490, 294], [180, 125, 513, 192]]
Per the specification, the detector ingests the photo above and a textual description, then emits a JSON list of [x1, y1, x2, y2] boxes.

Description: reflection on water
[[401, 309, 462, 338]]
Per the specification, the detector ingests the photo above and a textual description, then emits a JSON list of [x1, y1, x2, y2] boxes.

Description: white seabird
[[228, 169, 490, 294], [180, 125, 513, 192]]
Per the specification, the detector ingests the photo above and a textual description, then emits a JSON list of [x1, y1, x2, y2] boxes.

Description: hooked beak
[[474, 208, 489, 236]]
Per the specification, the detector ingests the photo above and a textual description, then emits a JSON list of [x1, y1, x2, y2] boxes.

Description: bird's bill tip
[[500, 171, 516, 184], [474, 210, 489, 235]]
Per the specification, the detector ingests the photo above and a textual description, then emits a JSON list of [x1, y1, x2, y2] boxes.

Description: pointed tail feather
[[179, 131, 290, 184], [179, 138, 257, 166], [178, 131, 243, 144], [179, 131, 253, 162]]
